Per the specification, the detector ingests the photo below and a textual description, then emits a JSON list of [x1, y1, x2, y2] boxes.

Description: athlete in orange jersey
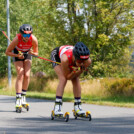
[[5, 24, 38, 112], [51, 42, 91, 115]]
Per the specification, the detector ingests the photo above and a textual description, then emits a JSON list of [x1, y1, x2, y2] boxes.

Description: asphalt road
[[0, 95, 134, 134]]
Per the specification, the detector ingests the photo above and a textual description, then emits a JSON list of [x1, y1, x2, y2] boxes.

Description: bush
[[106, 78, 134, 97]]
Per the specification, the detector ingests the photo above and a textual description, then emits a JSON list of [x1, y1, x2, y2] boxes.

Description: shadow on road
[[0, 116, 134, 134]]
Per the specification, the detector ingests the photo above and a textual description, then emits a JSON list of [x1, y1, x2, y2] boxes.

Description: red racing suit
[[15, 33, 32, 52], [59, 45, 77, 70]]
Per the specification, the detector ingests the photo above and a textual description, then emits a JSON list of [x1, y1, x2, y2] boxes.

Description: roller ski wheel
[[73, 110, 77, 119], [51, 110, 70, 122], [72, 110, 92, 121], [86, 111, 92, 121], [22, 103, 29, 111], [51, 110, 55, 120], [16, 106, 22, 113], [64, 112, 70, 122]]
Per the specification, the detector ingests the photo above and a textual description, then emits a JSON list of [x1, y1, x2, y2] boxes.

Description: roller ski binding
[[51, 110, 70, 122], [15, 97, 22, 113], [51, 101, 70, 122], [21, 95, 29, 111], [72, 102, 92, 121]]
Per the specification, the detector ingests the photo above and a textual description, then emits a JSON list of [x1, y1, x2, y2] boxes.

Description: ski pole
[[20, 51, 81, 70], [32, 55, 61, 65], [19, 51, 81, 70], [0, 28, 12, 42], [18, 51, 61, 65], [1, 28, 81, 70], [0, 28, 60, 64]]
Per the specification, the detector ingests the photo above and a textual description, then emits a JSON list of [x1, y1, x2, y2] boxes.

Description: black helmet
[[73, 42, 90, 60], [19, 24, 33, 34]]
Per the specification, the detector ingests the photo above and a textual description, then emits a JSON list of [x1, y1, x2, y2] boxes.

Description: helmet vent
[[79, 48, 82, 51], [19, 24, 33, 34]]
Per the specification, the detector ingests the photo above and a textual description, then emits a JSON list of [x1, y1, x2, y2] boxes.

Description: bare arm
[[61, 54, 83, 80], [29, 35, 38, 56], [5, 36, 23, 58], [65, 57, 92, 79]]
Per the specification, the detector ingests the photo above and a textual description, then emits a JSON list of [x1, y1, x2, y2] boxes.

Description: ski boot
[[51, 101, 70, 122], [21, 95, 29, 111], [15, 97, 22, 113], [72, 102, 91, 121]]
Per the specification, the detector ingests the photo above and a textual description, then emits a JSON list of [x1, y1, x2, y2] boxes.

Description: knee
[[17, 70, 24, 80], [24, 73, 30, 80], [71, 77, 79, 83]]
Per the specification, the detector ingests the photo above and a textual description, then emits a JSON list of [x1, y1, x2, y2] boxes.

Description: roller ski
[[51, 101, 70, 122], [51, 110, 70, 122], [21, 95, 29, 111], [22, 103, 29, 111], [72, 102, 92, 121], [15, 97, 22, 113]]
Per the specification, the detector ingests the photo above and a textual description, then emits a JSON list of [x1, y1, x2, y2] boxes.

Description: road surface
[[0, 95, 134, 134]]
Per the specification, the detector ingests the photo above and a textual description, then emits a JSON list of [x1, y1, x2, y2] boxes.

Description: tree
[[0, 0, 134, 78], [0, 0, 8, 77]]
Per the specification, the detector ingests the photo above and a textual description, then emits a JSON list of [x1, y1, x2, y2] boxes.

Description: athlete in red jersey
[[59, 45, 75, 68], [51, 42, 91, 116], [5, 24, 38, 112]]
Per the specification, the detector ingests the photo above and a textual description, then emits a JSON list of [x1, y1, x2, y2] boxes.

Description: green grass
[[83, 96, 134, 108], [1, 77, 134, 108], [1, 89, 134, 108]]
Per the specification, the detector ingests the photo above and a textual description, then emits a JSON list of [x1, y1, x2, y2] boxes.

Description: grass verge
[[0, 89, 134, 108], [0, 77, 134, 108]]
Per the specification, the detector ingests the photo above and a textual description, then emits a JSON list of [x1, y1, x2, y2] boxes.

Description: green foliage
[[0, 0, 134, 77], [105, 78, 134, 97], [0, 0, 8, 77], [0, 77, 8, 90]]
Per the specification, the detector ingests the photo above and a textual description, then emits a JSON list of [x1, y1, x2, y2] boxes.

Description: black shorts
[[13, 48, 32, 62], [50, 47, 61, 68]]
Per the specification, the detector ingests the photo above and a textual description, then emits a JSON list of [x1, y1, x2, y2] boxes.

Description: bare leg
[[71, 77, 85, 114], [14, 61, 24, 93], [14, 61, 24, 111], [54, 65, 67, 96], [22, 59, 32, 90], [71, 77, 81, 98], [53, 65, 67, 115]]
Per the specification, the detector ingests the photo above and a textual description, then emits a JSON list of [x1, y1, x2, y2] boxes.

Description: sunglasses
[[22, 34, 31, 38]]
